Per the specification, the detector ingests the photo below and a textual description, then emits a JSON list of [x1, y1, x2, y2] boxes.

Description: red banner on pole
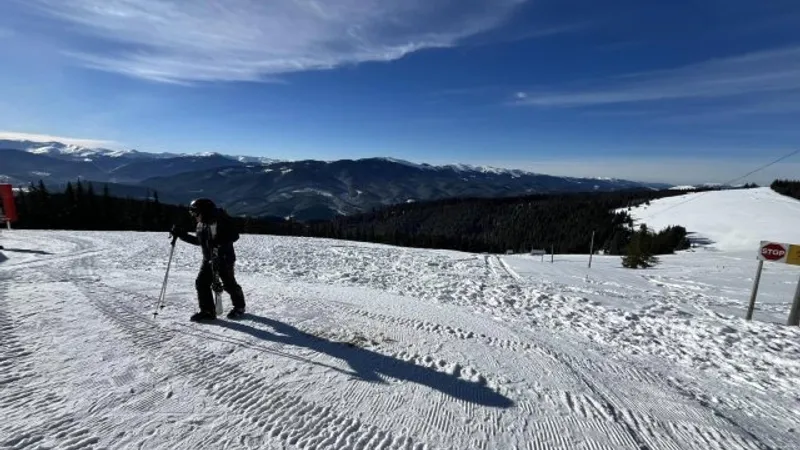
[[0, 184, 17, 222]]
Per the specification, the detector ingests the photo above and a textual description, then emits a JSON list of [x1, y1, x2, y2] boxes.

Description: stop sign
[[761, 243, 787, 260]]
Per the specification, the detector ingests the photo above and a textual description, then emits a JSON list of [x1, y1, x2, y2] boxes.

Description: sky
[[1, 0, 799, 184]]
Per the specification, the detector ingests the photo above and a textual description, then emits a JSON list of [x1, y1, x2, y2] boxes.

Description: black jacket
[[179, 208, 239, 266]]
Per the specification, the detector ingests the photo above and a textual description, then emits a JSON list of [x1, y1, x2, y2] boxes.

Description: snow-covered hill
[[1, 230, 798, 449], [629, 187, 800, 252]]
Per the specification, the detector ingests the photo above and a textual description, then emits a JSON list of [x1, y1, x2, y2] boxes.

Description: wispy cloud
[[464, 20, 593, 47], [515, 46, 800, 108], [18, 0, 527, 83], [0, 131, 117, 148]]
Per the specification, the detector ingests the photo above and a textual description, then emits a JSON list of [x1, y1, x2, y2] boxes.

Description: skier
[[171, 198, 246, 322]]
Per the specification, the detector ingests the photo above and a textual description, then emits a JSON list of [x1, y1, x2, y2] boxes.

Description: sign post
[[788, 274, 800, 326], [746, 260, 764, 321], [750, 241, 800, 325], [588, 230, 595, 269]]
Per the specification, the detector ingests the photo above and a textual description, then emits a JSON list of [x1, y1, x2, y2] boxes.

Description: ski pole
[[210, 251, 224, 315], [154, 233, 179, 318], [212, 270, 224, 315]]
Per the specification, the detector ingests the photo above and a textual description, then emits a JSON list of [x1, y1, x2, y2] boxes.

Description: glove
[[170, 224, 187, 239]]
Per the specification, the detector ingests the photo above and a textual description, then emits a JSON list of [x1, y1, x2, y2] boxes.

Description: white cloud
[[22, 0, 526, 83], [515, 46, 800, 107], [0, 131, 117, 148]]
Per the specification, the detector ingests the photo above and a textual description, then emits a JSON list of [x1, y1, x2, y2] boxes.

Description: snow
[[217, 168, 237, 176], [292, 188, 335, 198], [629, 187, 800, 252], [443, 163, 534, 177], [669, 185, 698, 191], [236, 155, 281, 165], [22, 142, 173, 160], [371, 158, 545, 179], [377, 157, 427, 169], [2, 227, 799, 449]]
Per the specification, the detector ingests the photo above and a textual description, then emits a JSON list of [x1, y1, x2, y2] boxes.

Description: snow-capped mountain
[[2, 140, 281, 166], [141, 157, 669, 220], [1, 138, 671, 220], [0, 139, 173, 160]]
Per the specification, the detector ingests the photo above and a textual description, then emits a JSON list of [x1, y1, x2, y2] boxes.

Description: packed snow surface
[[1, 229, 799, 449], [629, 187, 800, 252]]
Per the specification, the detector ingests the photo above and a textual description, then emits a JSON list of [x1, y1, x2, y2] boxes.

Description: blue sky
[[1, 0, 799, 184]]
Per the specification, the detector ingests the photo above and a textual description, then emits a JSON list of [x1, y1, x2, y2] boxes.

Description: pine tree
[[34, 180, 51, 227], [75, 180, 87, 229], [152, 191, 164, 230], [65, 182, 75, 202], [622, 224, 659, 269], [63, 182, 76, 228], [102, 184, 114, 230]]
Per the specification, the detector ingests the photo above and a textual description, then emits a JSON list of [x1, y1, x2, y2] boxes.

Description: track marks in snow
[[391, 350, 489, 387], [6, 232, 792, 450], [496, 257, 523, 282], [553, 391, 613, 422], [340, 306, 477, 340], [0, 309, 35, 387], [0, 274, 102, 450], [338, 304, 542, 356], [2, 415, 101, 450], [667, 422, 763, 450], [78, 281, 431, 450], [330, 302, 767, 449], [532, 336, 771, 450], [309, 299, 771, 449], [525, 417, 641, 450]]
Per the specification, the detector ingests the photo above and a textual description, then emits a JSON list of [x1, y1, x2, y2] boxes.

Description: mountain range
[[1, 140, 672, 220]]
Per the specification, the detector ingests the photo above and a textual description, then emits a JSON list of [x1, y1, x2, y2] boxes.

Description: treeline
[[304, 189, 692, 255], [648, 225, 691, 255], [14, 180, 183, 231], [771, 179, 800, 200], [11, 180, 300, 235], [11, 180, 693, 257]]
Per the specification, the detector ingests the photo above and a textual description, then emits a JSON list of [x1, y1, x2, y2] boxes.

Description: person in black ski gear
[[171, 198, 246, 322]]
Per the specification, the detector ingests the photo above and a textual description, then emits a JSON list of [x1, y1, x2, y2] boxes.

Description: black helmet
[[189, 198, 216, 217]]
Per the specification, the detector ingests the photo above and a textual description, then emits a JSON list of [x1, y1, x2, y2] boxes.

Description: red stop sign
[[761, 243, 787, 260]]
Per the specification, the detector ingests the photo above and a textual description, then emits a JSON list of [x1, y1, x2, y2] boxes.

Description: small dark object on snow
[[190, 310, 217, 322], [227, 307, 246, 320]]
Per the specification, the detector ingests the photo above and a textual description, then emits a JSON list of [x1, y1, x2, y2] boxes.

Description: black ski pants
[[196, 261, 245, 313]]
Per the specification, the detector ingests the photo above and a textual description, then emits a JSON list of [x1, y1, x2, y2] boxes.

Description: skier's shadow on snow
[[0, 247, 53, 255], [214, 314, 514, 409]]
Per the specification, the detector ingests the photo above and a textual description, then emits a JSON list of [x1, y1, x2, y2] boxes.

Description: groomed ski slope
[[627, 187, 800, 252], [1, 188, 799, 450]]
